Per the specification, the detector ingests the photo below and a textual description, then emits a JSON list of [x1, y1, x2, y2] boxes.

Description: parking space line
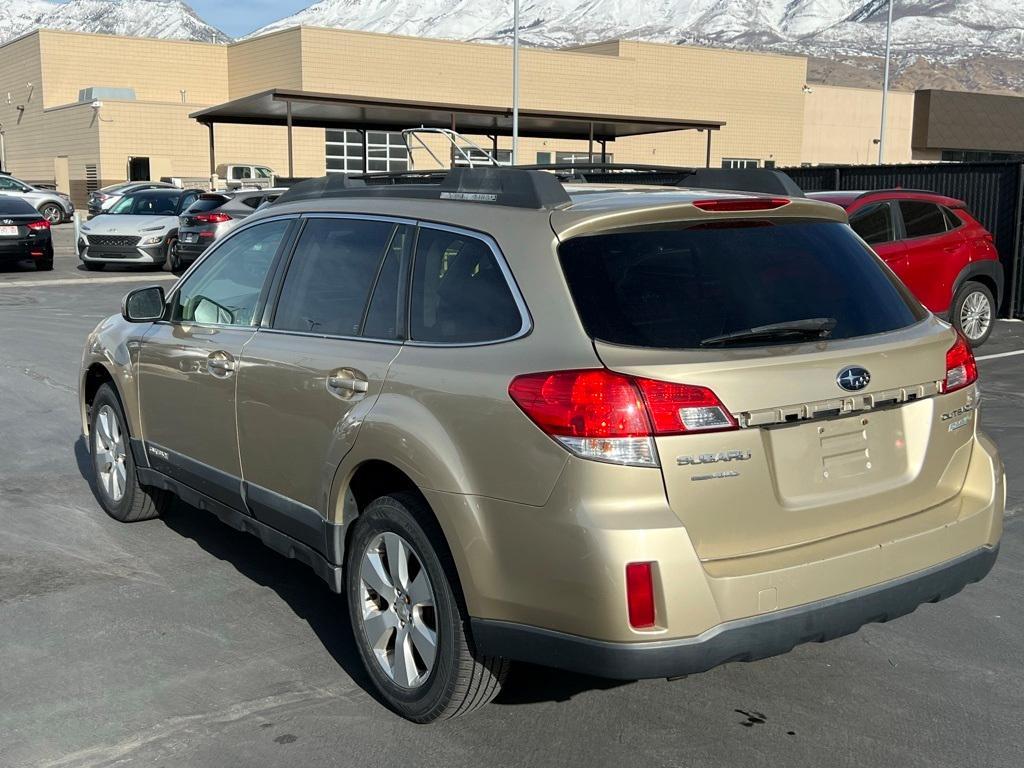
[[976, 349, 1024, 362], [0, 275, 177, 289]]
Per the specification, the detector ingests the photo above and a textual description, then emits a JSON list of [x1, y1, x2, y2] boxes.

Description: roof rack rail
[[272, 167, 572, 210]]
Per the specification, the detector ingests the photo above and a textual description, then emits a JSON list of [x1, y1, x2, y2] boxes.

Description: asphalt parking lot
[[1, 225, 1022, 767]]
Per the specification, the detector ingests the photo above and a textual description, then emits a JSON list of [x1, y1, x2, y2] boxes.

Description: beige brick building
[[0, 26, 925, 205]]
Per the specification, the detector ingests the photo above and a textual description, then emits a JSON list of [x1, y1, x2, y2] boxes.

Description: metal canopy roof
[[190, 89, 724, 140]]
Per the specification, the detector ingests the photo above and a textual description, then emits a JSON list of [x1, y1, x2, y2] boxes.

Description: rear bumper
[[472, 544, 999, 679]]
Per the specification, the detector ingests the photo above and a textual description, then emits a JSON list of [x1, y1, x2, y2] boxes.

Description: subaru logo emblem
[[837, 366, 871, 392]]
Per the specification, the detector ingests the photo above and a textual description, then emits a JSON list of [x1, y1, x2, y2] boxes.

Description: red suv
[[809, 190, 1003, 346]]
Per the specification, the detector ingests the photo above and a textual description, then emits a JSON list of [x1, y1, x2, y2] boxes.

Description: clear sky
[[186, 0, 313, 37]]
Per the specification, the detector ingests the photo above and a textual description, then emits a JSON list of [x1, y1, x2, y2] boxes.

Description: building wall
[[802, 85, 916, 166], [0, 25, 938, 206], [227, 28, 303, 98]]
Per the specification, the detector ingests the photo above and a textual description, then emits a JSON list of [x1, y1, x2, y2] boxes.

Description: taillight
[[625, 562, 656, 629], [26, 220, 50, 231], [192, 212, 231, 224], [942, 333, 978, 393], [692, 198, 790, 212], [508, 369, 736, 467]]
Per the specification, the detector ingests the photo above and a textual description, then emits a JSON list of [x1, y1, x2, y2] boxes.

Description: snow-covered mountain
[[0, 0, 228, 45], [250, 0, 1024, 64]]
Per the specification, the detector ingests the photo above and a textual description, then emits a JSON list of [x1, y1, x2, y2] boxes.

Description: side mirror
[[122, 285, 166, 323]]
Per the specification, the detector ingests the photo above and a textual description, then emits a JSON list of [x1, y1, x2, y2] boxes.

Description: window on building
[[941, 150, 1024, 163], [325, 130, 410, 175], [849, 203, 895, 245], [410, 228, 522, 344], [553, 152, 613, 165], [536, 152, 551, 165], [274, 218, 396, 336], [764, 160, 776, 169], [722, 158, 759, 169], [899, 201, 947, 239], [451, 148, 513, 167]]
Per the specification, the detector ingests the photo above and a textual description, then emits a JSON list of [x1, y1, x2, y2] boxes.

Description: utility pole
[[878, 0, 894, 164], [512, 0, 520, 165]]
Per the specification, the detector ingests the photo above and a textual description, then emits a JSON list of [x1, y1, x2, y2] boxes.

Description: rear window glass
[[558, 221, 926, 350], [0, 197, 36, 215], [188, 196, 229, 213]]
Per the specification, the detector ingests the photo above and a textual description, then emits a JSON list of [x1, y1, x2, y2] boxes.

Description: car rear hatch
[[553, 199, 975, 562]]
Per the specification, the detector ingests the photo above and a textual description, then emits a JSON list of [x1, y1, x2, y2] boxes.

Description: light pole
[[877, 0, 894, 164], [512, 0, 520, 165]]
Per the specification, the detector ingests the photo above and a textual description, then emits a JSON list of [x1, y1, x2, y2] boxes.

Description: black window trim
[[404, 221, 533, 348], [941, 205, 965, 233], [158, 213, 301, 329]]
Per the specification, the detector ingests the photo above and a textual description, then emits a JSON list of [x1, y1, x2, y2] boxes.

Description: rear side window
[[942, 206, 963, 230], [558, 221, 926, 350], [273, 218, 394, 336], [899, 201, 947, 239], [849, 203, 895, 245], [410, 228, 522, 344]]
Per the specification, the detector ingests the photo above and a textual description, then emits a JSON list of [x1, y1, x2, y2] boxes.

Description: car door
[[235, 216, 411, 553], [849, 201, 908, 277], [137, 218, 294, 510], [896, 199, 962, 312]]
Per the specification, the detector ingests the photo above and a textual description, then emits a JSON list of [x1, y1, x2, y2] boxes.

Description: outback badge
[[836, 365, 871, 392]]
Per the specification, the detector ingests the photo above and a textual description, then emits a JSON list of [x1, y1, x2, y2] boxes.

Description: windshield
[[109, 192, 179, 216], [558, 220, 927, 350]]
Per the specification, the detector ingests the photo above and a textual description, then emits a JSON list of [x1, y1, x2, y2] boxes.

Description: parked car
[[88, 181, 176, 218], [0, 196, 54, 271], [78, 188, 202, 271], [215, 163, 276, 190], [0, 172, 74, 224], [809, 190, 1002, 346], [81, 169, 1002, 723], [175, 188, 285, 269]]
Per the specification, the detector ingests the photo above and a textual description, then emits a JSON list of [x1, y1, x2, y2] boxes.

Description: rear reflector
[[942, 333, 978, 393], [625, 562, 656, 629], [508, 369, 736, 467], [692, 198, 790, 212], [26, 219, 50, 231]]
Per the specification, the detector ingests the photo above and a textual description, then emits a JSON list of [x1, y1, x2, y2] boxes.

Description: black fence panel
[[785, 162, 1024, 317]]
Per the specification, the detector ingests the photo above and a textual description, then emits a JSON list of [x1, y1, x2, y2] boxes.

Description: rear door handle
[[327, 369, 369, 398], [207, 351, 237, 377]]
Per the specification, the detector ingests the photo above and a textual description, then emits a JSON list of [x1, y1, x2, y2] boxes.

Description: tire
[[89, 383, 168, 522], [951, 281, 994, 347], [83, 262, 104, 272], [346, 493, 509, 722], [39, 203, 62, 225], [164, 238, 181, 272]]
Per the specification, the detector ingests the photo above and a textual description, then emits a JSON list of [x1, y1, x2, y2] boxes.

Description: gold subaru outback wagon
[[80, 169, 1004, 722]]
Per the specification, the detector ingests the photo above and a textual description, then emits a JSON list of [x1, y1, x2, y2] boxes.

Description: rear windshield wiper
[[700, 318, 837, 347]]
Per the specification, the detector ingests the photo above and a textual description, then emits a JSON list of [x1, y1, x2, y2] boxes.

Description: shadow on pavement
[[74, 436, 635, 708]]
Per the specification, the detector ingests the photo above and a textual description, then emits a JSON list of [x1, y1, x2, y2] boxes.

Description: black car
[[0, 197, 54, 271]]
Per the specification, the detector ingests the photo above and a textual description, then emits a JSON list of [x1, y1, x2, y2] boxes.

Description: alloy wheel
[[42, 205, 62, 224], [959, 290, 992, 341], [358, 532, 438, 689], [94, 404, 127, 502]]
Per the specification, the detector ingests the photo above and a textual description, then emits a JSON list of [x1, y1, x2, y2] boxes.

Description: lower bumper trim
[[471, 545, 999, 680]]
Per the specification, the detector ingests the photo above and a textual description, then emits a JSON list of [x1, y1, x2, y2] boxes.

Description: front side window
[[410, 228, 522, 344], [170, 220, 289, 326], [850, 203, 895, 245], [899, 201, 947, 239], [559, 221, 926, 350], [255, 167, 273, 178], [0, 176, 28, 192], [273, 218, 395, 336]]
